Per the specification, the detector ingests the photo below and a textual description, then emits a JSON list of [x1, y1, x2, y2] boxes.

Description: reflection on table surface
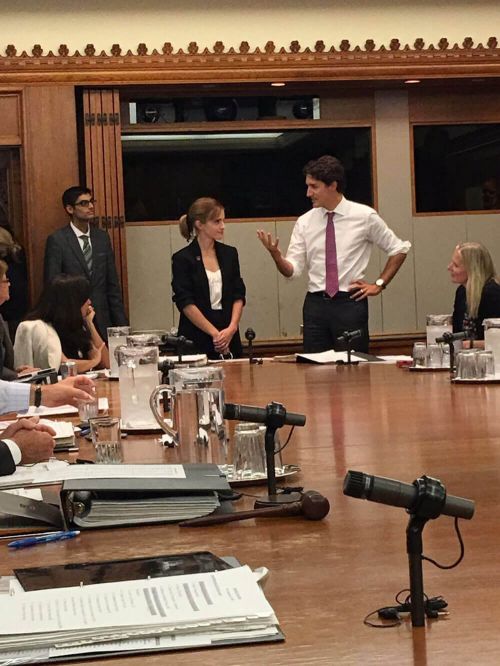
[[2, 361, 500, 665]]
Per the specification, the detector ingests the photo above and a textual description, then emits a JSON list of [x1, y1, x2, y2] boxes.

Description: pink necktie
[[325, 211, 339, 297]]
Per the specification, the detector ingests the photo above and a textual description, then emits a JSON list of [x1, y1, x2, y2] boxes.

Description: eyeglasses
[[74, 199, 96, 208]]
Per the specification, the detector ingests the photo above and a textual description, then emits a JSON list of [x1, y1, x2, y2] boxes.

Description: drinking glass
[[426, 343, 443, 368], [89, 416, 122, 463], [455, 350, 479, 380], [477, 350, 495, 379], [230, 423, 283, 481], [412, 342, 427, 368], [77, 390, 99, 422]]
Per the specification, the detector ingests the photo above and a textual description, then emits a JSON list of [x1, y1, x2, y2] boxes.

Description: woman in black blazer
[[171, 198, 246, 359]]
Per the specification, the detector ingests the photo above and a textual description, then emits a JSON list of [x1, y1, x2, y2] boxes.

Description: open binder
[[60, 463, 232, 529]]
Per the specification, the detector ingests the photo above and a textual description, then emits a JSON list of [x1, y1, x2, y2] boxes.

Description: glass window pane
[[414, 124, 500, 213], [122, 127, 373, 221]]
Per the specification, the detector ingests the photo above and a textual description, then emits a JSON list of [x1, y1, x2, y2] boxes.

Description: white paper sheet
[[297, 350, 369, 363], [0, 566, 277, 649], [18, 397, 108, 418], [0, 462, 186, 490]]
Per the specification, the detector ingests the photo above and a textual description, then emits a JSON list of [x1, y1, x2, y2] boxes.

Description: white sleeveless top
[[206, 269, 222, 310]]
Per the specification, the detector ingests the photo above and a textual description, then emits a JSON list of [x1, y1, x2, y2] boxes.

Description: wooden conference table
[[1, 360, 500, 666]]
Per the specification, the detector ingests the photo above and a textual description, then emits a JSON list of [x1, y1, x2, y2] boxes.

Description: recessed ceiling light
[[271, 82, 286, 87], [404, 79, 421, 84]]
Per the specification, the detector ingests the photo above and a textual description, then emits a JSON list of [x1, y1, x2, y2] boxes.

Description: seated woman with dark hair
[[448, 241, 500, 345], [14, 274, 110, 372]]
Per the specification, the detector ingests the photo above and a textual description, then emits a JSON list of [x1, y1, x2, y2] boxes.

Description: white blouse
[[206, 269, 222, 310]]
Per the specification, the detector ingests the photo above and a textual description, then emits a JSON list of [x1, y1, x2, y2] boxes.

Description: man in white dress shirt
[[0, 375, 95, 476], [258, 155, 411, 353]]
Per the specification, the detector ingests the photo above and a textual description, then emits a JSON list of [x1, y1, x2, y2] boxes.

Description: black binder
[[60, 463, 232, 530]]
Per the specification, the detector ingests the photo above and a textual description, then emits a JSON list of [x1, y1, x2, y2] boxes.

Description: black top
[[0, 251, 29, 337], [452, 279, 500, 340], [171, 238, 246, 359], [44, 224, 128, 340]]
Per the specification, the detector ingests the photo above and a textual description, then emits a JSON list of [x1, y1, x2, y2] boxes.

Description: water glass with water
[[77, 390, 99, 422]]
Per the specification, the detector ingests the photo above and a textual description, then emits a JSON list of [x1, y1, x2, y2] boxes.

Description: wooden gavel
[[179, 490, 330, 527]]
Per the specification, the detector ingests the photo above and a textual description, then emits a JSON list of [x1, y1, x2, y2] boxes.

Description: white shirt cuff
[[2, 438, 21, 465]]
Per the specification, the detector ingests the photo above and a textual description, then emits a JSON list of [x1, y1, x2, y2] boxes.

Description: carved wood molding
[[1, 37, 500, 84]]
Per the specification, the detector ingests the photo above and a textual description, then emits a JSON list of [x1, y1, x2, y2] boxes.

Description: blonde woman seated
[[14, 274, 110, 372], [448, 241, 500, 348]]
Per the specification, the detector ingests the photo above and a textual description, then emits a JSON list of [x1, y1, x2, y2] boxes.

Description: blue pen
[[7, 530, 80, 549]]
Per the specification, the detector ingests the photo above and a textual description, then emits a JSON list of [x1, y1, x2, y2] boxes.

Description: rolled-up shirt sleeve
[[285, 219, 307, 278], [367, 212, 411, 256], [0, 380, 30, 416]]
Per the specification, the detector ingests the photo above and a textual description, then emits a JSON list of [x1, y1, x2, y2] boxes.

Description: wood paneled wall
[[21, 86, 79, 303]]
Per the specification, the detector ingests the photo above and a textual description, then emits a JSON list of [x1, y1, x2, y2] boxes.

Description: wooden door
[[82, 89, 128, 313]]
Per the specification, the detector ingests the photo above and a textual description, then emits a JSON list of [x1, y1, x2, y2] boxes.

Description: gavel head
[[301, 490, 331, 520]]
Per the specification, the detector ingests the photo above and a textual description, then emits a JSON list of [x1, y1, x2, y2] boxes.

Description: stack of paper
[[0, 566, 281, 661], [73, 493, 221, 527]]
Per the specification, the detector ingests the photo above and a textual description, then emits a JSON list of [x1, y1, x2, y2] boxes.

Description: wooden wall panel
[[0, 93, 21, 144], [23, 86, 79, 303], [83, 89, 128, 314], [408, 90, 500, 123]]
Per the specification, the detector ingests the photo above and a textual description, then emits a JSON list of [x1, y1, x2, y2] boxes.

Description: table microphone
[[245, 327, 262, 364], [179, 490, 330, 527], [337, 329, 362, 343], [435, 331, 466, 344], [343, 470, 474, 520], [224, 402, 306, 427], [162, 334, 195, 349]]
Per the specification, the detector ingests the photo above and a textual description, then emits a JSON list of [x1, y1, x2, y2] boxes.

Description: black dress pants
[[302, 291, 369, 353]]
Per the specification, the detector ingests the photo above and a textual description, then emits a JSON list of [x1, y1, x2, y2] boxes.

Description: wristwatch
[[375, 278, 386, 290], [30, 384, 42, 407]]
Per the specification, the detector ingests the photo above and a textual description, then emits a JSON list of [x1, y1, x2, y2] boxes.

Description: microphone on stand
[[336, 329, 362, 344], [343, 470, 474, 520], [224, 402, 306, 427], [161, 334, 195, 363], [162, 334, 195, 349], [224, 401, 306, 504], [434, 331, 467, 374], [435, 331, 466, 344], [245, 327, 262, 364], [336, 329, 362, 365]]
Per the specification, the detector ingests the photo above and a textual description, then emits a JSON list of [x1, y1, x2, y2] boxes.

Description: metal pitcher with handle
[[150, 366, 227, 465]]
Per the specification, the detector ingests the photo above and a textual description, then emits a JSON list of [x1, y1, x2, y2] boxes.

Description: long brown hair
[[179, 197, 223, 241]]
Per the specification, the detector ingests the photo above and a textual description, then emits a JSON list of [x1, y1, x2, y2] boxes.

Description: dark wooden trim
[[244, 332, 424, 358], [1, 38, 500, 84]]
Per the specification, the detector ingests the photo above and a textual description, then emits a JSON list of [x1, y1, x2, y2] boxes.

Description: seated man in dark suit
[[43, 186, 128, 341], [0, 417, 55, 476]]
